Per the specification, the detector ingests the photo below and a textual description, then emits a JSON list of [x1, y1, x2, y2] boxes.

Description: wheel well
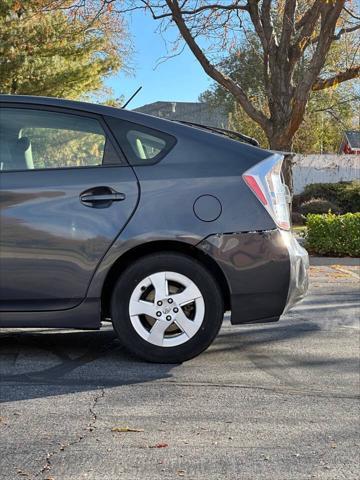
[[101, 240, 231, 318]]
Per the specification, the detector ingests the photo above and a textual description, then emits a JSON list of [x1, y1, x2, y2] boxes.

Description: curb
[[309, 256, 360, 266]]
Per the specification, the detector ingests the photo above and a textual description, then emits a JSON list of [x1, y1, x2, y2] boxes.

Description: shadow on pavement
[[0, 318, 324, 404]]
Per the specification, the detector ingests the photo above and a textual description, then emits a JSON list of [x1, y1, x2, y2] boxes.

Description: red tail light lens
[[243, 175, 268, 206], [243, 154, 291, 230]]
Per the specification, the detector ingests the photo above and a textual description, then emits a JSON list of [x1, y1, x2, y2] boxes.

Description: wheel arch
[[101, 240, 231, 319]]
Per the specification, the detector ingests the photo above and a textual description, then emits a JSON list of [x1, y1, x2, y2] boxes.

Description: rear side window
[[106, 117, 176, 165], [0, 107, 121, 171]]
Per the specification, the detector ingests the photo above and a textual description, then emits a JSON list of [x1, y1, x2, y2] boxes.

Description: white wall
[[292, 154, 360, 194]]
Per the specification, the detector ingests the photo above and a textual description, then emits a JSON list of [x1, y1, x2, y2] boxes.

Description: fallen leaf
[[111, 426, 144, 433], [149, 443, 168, 449]]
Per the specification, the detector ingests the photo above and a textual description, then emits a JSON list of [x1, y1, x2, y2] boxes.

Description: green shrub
[[300, 197, 340, 215], [293, 181, 360, 213], [305, 213, 360, 257]]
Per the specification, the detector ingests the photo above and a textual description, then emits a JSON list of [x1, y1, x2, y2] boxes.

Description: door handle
[[81, 192, 126, 203], [80, 188, 126, 208]]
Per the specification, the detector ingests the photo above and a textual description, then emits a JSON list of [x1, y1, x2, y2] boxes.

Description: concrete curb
[[294, 237, 359, 266], [310, 256, 360, 266]]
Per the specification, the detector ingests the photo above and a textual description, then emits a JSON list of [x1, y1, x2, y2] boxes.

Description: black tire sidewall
[[111, 253, 224, 363]]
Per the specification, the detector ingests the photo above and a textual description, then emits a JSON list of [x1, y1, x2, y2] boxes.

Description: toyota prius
[[0, 95, 309, 362]]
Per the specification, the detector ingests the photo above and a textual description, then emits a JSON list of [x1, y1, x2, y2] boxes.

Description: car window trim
[[0, 103, 129, 172]]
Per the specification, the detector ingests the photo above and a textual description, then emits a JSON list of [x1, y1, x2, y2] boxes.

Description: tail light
[[243, 153, 291, 230]]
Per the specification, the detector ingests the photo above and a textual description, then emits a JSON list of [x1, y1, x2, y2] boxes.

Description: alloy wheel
[[129, 271, 205, 347]]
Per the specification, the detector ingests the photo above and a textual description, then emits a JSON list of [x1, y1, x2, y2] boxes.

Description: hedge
[[305, 213, 360, 257], [300, 198, 340, 215], [293, 181, 360, 214]]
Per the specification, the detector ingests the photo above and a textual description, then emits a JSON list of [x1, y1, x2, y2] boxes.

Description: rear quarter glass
[[105, 116, 176, 166]]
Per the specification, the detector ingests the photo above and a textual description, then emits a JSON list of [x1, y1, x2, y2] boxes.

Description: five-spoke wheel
[[129, 271, 205, 347], [111, 252, 224, 363]]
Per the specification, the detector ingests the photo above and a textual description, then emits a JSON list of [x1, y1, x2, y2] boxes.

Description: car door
[[0, 105, 139, 312]]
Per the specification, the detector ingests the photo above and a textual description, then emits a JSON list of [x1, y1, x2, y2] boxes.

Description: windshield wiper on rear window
[[174, 120, 259, 147]]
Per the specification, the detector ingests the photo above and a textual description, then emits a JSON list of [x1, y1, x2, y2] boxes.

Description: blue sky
[[106, 11, 213, 109]]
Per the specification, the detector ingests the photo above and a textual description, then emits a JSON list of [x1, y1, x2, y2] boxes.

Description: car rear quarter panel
[[106, 114, 276, 234], [87, 119, 277, 302]]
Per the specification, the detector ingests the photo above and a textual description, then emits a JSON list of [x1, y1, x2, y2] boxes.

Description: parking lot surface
[[1, 262, 359, 480]]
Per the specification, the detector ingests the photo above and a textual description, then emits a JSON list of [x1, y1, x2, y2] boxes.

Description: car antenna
[[122, 86, 142, 109]]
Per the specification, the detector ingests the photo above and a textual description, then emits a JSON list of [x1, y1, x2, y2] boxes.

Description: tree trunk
[[267, 134, 295, 222], [268, 135, 294, 194], [281, 153, 295, 196]]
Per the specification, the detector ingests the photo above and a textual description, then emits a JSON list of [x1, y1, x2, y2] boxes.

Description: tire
[[111, 252, 224, 363]]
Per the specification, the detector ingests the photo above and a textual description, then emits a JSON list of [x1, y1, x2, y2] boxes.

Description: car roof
[[0, 94, 199, 137], [0, 94, 264, 153], [0, 94, 161, 123]]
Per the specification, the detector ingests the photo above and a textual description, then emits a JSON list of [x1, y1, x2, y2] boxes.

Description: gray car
[[0, 95, 309, 362]]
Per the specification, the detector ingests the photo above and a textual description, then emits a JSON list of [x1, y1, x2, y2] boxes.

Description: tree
[[137, 0, 359, 153], [0, 1, 127, 100], [8, 1, 359, 186], [25, 1, 359, 149], [201, 34, 359, 153]]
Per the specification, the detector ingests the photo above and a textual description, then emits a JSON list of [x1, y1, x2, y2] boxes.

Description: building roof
[[133, 101, 228, 129]]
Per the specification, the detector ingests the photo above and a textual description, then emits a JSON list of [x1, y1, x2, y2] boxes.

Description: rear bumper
[[281, 230, 309, 314], [197, 229, 309, 324]]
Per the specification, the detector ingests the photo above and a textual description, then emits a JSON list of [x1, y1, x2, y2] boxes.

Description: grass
[[292, 225, 307, 236]]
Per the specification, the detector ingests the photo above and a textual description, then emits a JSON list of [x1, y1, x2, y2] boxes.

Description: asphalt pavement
[[0, 261, 359, 480]]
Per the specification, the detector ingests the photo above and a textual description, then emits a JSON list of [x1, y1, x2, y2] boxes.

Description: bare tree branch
[[260, 0, 274, 45], [344, 6, 360, 21], [312, 65, 360, 90], [289, 0, 346, 138], [295, 0, 322, 30], [310, 94, 359, 113], [164, 0, 270, 130], [247, 0, 267, 51], [290, 0, 322, 65], [140, 0, 248, 20], [279, 0, 296, 56], [330, 23, 360, 41]]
